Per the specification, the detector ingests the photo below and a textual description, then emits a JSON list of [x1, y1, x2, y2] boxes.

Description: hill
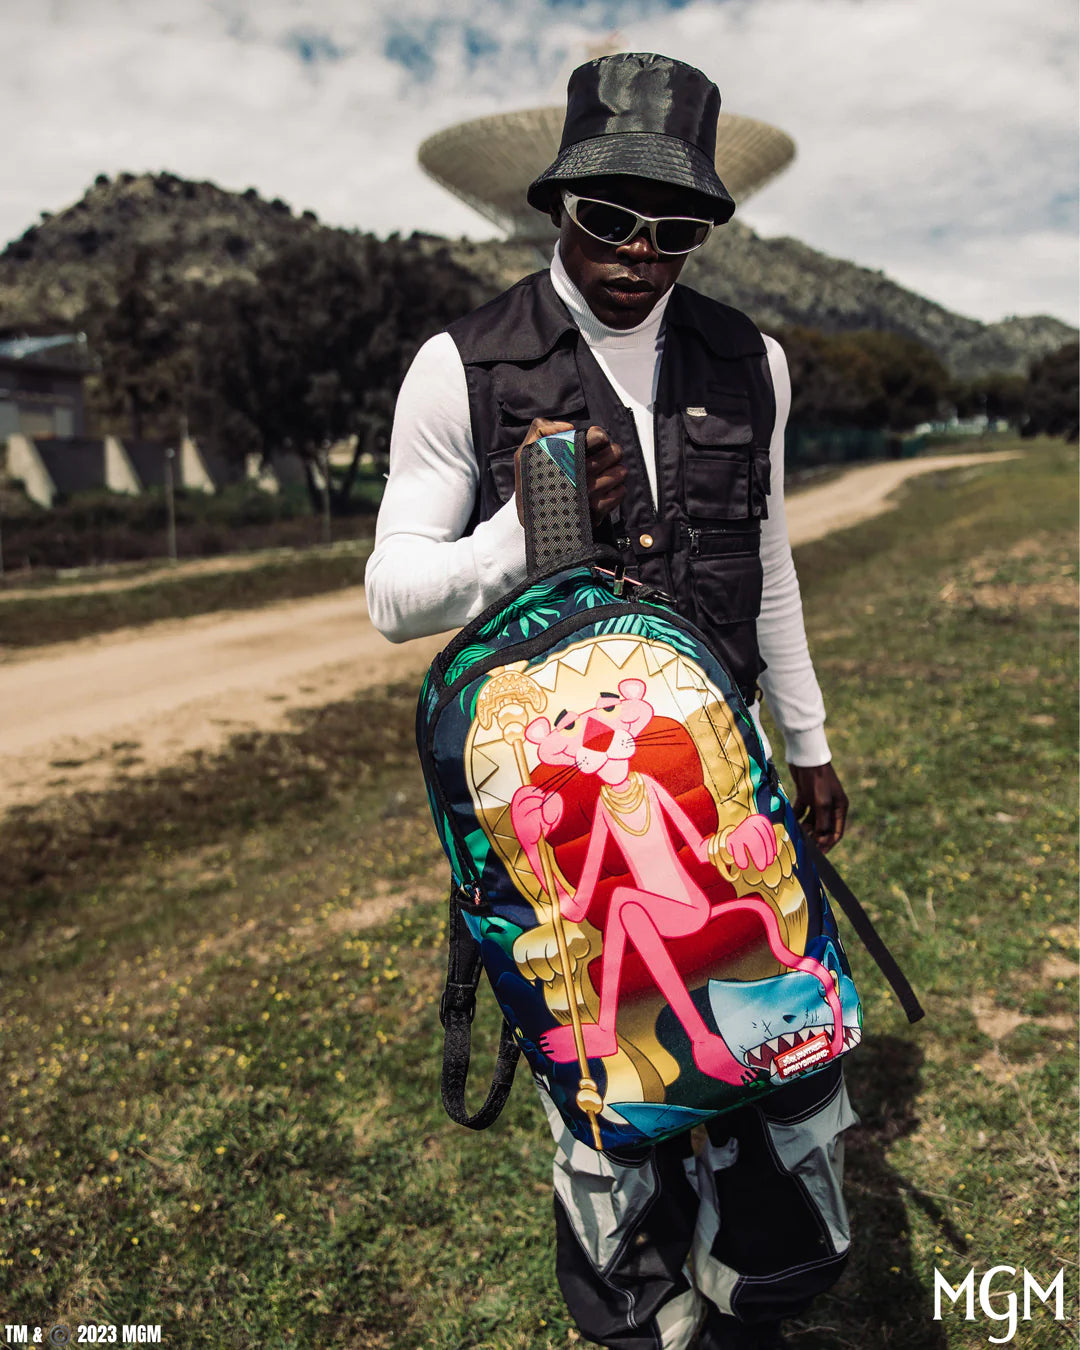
[[0, 170, 1073, 381], [680, 227, 1076, 381], [0, 173, 341, 324]]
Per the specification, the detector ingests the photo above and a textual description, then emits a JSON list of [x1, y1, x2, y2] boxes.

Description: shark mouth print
[[742, 1022, 862, 1077], [707, 965, 863, 1084]]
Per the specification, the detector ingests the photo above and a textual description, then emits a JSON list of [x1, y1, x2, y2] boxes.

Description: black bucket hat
[[527, 52, 736, 224]]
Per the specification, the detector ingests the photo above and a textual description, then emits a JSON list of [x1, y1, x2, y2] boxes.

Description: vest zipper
[[644, 391, 678, 597], [684, 525, 755, 556]]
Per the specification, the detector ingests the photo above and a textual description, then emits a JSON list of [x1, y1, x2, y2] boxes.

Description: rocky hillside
[[0, 172, 333, 322], [679, 226, 1075, 381], [0, 171, 1073, 381]]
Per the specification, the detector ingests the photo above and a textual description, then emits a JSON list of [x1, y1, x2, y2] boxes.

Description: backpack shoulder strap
[[799, 826, 925, 1024]]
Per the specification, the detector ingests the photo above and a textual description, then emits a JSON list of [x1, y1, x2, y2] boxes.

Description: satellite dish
[[419, 106, 795, 242]]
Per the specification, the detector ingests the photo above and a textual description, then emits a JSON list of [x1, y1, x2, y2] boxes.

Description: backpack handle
[[439, 886, 520, 1129], [519, 429, 594, 576], [798, 825, 925, 1025]]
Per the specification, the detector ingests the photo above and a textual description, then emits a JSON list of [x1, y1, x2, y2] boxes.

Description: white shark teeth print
[[743, 1025, 824, 1070]]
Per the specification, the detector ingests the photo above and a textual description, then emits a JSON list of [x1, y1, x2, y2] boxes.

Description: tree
[[87, 246, 188, 439], [778, 326, 949, 430], [952, 370, 1028, 424], [847, 331, 950, 429], [1021, 341, 1079, 441], [190, 233, 481, 508], [780, 326, 879, 427]]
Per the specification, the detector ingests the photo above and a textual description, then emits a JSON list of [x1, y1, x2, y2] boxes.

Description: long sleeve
[[755, 335, 832, 766], [363, 332, 528, 642]]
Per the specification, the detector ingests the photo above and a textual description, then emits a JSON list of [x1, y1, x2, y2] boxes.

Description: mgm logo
[[933, 1266, 1068, 1344]]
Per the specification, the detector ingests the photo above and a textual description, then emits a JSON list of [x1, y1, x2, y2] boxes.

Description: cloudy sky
[[5, 0, 1078, 325]]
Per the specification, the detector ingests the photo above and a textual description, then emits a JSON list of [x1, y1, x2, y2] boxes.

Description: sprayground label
[[774, 1030, 831, 1078]]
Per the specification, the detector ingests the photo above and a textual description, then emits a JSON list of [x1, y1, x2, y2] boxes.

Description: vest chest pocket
[[485, 445, 518, 505], [681, 406, 763, 520], [491, 350, 586, 447], [485, 353, 587, 506], [486, 405, 584, 506]]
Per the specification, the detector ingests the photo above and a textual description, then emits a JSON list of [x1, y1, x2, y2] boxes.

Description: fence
[[785, 425, 926, 470]]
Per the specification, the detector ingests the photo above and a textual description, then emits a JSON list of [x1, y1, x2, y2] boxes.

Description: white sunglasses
[[561, 189, 714, 255]]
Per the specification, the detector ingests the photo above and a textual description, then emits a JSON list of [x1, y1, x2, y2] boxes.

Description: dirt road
[[0, 450, 1014, 813]]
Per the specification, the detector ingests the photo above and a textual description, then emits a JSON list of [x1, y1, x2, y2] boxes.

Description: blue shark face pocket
[[707, 964, 862, 1084]]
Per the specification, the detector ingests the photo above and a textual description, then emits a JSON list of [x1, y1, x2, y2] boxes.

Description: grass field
[[0, 440, 1075, 1348], [0, 541, 371, 649]]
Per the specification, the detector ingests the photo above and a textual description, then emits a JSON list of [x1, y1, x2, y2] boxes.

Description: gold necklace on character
[[600, 771, 651, 835]]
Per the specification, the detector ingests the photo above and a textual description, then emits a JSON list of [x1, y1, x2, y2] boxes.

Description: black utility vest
[[447, 270, 776, 705]]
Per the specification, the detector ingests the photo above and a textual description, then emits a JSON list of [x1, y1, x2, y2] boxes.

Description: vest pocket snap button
[[639, 533, 654, 549]]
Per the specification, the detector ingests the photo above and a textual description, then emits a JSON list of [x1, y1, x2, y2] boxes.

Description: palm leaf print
[[477, 580, 560, 637], [445, 642, 494, 686]]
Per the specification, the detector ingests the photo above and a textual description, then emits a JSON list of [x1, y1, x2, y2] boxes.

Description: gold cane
[[477, 671, 605, 1147]]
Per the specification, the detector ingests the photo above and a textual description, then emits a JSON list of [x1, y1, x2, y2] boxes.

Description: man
[[367, 52, 856, 1350]]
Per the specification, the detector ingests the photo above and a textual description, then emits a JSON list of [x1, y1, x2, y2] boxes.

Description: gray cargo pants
[[539, 1062, 858, 1349]]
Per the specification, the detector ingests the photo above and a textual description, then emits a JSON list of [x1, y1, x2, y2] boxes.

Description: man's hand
[[514, 420, 626, 526], [581, 424, 627, 524], [789, 762, 848, 852]]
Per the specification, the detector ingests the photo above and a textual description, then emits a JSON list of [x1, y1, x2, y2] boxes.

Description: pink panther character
[[511, 678, 843, 1082]]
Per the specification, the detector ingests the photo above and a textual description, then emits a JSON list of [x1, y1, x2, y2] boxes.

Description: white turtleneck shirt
[[364, 243, 830, 766]]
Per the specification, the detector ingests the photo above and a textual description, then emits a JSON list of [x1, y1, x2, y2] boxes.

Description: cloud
[[1, 0, 1076, 326], [282, 27, 349, 67], [656, 0, 1078, 325]]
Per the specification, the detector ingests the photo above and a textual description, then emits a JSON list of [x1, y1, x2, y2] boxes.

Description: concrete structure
[[123, 438, 221, 495], [0, 335, 227, 507], [181, 436, 217, 492], [245, 450, 326, 495], [5, 434, 56, 508], [5, 435, 136, 508], [5, 434, 220, 508], [418, 106, 796, 242], [0, 335, 90, 441]]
